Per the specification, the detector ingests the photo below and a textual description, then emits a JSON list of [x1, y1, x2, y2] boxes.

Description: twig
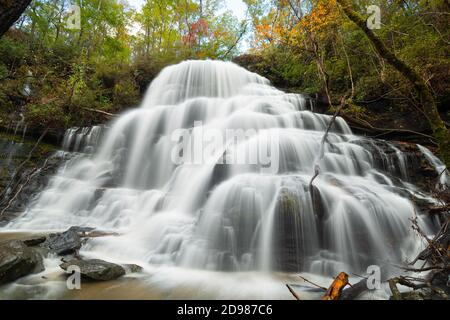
[[298, 275, 328, 291], [393, 264, 446, 273], [0, 166, 40, 216]]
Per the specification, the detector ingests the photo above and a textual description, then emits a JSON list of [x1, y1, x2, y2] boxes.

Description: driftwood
[[410, 213, 449, 266], [321, 272, 350, 300], [287, 273, 368, 300], [339, 278, 368, 300], [388, 276, 448, 300], [387, 206, 449, 299]]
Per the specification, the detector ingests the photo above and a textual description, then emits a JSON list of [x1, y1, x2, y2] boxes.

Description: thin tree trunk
[[0, 0, 32, 37], [336, 0, 450, 168]]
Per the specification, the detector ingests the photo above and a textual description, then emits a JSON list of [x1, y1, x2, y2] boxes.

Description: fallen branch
[[81, 107, 116, 117], [341, 113, 434, 139], [298, 275, 328, 291], [396, 265, 448, 273], [0, 166, 40, 216], [410, 212, 448, 266], [339, 278, 368, 300], [388, 276, 448, 300], [0, 128, 48, 206], [427, 204, 450, 215], [286, 284, 302, 300]]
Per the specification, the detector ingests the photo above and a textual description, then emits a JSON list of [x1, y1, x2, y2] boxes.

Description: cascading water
[[417, 144, 450, 188], [3, 60, 439, 283], [62, 126, 103, 153]]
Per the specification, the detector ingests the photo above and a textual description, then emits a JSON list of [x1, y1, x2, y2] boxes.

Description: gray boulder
[[41, 229, 81, 255], [60, 259, 126, 281], [122, 264, 143, 274], [0, 240, 44, 285]]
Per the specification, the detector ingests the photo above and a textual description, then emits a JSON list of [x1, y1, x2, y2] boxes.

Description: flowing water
[[1, 60, 445, 299]]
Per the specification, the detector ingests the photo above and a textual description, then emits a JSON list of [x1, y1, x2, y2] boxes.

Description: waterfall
[[62, 126, 104, 153], [417, 144, 449, 188], [4, 60, 437, 277]]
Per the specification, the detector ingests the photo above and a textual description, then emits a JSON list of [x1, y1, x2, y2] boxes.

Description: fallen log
[[339, 278, 368, 300], [322, 272, 349, 300]]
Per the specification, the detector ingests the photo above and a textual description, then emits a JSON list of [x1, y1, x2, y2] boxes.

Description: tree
[[134, 0, 244, 60], [0, 0, 32, 37], [336, 0, 450, 168]]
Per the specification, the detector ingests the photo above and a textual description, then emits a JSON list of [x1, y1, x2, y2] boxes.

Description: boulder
[[0, 240, 44, 285], [23, 236, 47, 246], [122, 264, 143, 274], [60, 259, 126, 281], [41, 229, 81, 255]]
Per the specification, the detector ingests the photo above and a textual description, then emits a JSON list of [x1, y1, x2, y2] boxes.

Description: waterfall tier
[[5, 60, 440, 276]]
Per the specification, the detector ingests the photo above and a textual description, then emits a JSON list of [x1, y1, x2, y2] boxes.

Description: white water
[[418, 144, 450, 187], [4, 60, 438, 281]]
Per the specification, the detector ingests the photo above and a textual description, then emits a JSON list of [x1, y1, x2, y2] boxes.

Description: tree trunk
[[336, 0, 450, 168], [0, 0, 32, 37]]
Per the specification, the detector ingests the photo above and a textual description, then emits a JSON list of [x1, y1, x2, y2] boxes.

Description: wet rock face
[[272, 189, 308, 272], [351, 138, 439, 189], [60, 259, 126, 281], [0, 240, 44, 285], [41, 229, 82, 255], [0, 134, 62, 226], [388, 141, 438, 183]]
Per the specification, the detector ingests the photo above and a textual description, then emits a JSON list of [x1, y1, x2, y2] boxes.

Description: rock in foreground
[[60, 259, 126, 281], [0, 240, 44, 285]]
